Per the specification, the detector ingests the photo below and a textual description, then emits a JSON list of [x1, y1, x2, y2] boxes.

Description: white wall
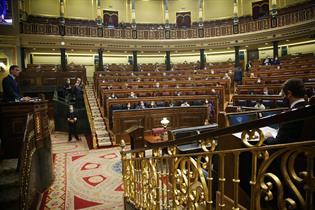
[[103, 55, 129, 64], [258, 48, 273, 59], [138, 55, 165, 64], [171, 54, 200, 63], [32, 54, 60, 64], [287, 42, 315, 55], [207, 51, 236, 62], [135, 0, 163, 23]]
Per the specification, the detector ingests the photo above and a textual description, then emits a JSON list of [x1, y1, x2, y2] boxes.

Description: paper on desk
[[232, 126, 277, 140]]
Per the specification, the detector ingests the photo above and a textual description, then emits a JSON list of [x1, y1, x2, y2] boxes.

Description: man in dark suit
[[2, 65, 30, 102], [67, 105, 80, 141], [265, 78, 306, 144]]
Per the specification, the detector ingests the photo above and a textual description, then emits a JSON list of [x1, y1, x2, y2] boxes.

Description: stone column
[[60, 48, 67, 71], [96, 0, 102, 26], [271, 0, 278, 27], [235, 46, 240, 68], [30, 53, 33, 64], [273, 41, 279, 59], [60, 0, 65, 24], [133, 51, 138, 71], [59, 0, 65, 36], [131, 0, 136, 28], [98, 48, 104, 71], [18, 0, 27, 20], [198, 0, 203, 26], [233, 0, 239, 33], [164, 0, 169, 27], [165, 50, 171, 71], [20, 47, 26, 70], [200, 49, 205, 70]]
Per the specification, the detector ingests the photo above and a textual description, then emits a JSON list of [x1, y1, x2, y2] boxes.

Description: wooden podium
[[0, 100, 54, 209], [0, 100, 49, 158]]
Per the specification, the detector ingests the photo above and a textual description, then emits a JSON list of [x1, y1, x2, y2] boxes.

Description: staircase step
[[94, 125, 106, 130], [96, 130, 108, 135], [93, 117, 104, 122], [98, 137, 112, 146], [0, 159, 18, 175]]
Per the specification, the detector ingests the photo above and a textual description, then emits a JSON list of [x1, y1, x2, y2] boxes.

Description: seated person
[[108, 93, 117, 99], [263, 56, 271, 66], [246, 60, 252, 72], [180, 101, 190, 107], [254, 100, 266, 110], [222, 73, 231, 80], [273, 56, 280, 65], [265, 78, 307, 144], [263, 87, 269, 95], [136, 101, 146, 109], [128, 92, 137, 98], [257, 77, 262, 84], [2, 65, 31, 102], [149, 101, 156, 108]]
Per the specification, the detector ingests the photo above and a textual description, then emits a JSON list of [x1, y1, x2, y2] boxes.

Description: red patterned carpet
[[39, 132, 124, 210]]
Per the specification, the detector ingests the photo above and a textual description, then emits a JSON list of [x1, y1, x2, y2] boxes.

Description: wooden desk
[[112, 106, 209, 145]]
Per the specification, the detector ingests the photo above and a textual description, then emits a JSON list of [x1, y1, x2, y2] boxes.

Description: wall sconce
[[160, 117, 170, 140], [0, 62, 6, 72]]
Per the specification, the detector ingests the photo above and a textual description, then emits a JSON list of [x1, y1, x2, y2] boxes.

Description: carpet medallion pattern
[[40, 145, 124, 210]]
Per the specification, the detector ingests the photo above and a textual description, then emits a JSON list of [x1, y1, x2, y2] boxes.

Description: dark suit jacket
[[2, 75, 22, 102], [265, 101, 307, 145]]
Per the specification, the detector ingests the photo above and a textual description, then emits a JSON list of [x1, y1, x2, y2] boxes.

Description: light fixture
[[0, 62, 6, 72], [160, 117, 170, 140], [61, 41, 65, 46]]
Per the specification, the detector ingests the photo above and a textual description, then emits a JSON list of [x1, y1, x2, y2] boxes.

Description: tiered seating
[[234, 53, 315, 108], [94, 61, 234, 145]]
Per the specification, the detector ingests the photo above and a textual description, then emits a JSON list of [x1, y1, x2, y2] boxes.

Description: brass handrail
[[123, 105, 315, 154], [19, 114, 36, 210], [121, 105, 315, 209]]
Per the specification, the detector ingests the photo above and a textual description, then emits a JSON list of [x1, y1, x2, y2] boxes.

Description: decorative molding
[[18, 19, 315, 52]]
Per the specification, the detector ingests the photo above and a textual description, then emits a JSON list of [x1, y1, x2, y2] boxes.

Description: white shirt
[[290, 98, 305, 109]]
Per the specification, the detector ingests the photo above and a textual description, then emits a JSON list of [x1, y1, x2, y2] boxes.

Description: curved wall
[[25, 0, 310, 23]]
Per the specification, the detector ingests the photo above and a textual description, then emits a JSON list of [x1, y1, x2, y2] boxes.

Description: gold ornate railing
[[120, 105, 315, 209], [83, 86, 98, 149], [20, 114, 36, 210]]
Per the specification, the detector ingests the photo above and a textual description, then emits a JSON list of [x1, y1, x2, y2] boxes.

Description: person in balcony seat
[[264, 78, 307, 144]]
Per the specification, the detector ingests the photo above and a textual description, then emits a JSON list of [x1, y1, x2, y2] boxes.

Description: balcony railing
[[20, 3, 314, 40], [120, 105, 315, 209]]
